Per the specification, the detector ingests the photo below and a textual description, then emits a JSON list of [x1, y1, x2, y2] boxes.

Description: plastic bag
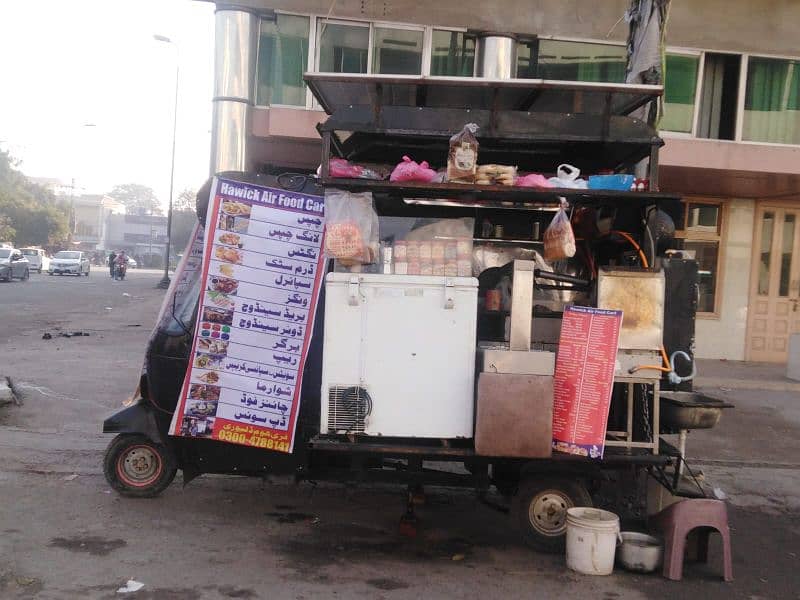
[[543, 200, 576, 261], [516, 173, 554, 188], [547, 163, 588, 189], [324, 189, 379, 265], [390, 156, 438, 183], [328, 158, 385, 180], [447, 123, 479, 183]]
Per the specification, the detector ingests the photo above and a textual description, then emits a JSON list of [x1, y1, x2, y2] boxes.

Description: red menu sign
[[552, 306, 622, 459]]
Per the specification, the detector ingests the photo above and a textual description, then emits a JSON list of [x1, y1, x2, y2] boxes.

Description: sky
[[0, 0, 215, 211]]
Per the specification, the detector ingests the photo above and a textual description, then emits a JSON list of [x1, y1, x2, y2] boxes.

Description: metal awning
[[304, 73, 663, 118]]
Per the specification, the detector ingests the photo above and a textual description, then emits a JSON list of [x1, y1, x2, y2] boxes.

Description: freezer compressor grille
[[327, 385, 372, 434]]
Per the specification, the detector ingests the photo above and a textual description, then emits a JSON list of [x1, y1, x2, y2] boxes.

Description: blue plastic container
[[588, 174, 635, 191]]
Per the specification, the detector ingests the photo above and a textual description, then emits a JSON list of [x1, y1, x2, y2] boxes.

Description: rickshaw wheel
[[103, 434, 177, 498], [512, 477, 592, 553]]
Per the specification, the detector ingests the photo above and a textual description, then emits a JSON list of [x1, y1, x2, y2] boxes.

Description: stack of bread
[[476, 164, 517, 186]]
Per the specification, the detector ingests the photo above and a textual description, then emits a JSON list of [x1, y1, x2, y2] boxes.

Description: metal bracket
[[348, 276, 360, 306], [444, 278, 455, 309]]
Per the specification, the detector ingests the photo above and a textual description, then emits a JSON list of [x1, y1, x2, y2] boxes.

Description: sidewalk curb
[[696, 378, 800, 393]]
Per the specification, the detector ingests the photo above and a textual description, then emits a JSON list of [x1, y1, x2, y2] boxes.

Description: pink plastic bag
[[328, 158, 384, 180], [516, 173, 554, 188], [390, 156, 438, 183]]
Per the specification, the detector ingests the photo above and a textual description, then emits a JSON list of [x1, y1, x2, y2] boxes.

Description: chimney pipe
[[475, 32, 518, 79]]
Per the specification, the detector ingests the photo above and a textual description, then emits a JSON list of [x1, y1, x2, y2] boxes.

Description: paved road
[[1, 270, 798, 599]]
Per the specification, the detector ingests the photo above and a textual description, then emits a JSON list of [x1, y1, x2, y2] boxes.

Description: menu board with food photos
[[170, 177, 325, 453]]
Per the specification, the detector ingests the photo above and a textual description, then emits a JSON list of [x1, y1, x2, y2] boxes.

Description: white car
[[0, 247, 30, 281], [49, 250, 91, 276], [20, 248, 50, 273], [126, 256, 138, 269]]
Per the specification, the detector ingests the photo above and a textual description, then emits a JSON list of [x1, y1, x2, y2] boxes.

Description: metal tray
[[659, 391, 734, 431]]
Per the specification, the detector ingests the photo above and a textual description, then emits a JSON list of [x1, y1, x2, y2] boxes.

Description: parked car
[[126, 256, 138, 269], [19, 247, 50, 273], [0, 247, 30, 281], [49, 250, 91, 276]]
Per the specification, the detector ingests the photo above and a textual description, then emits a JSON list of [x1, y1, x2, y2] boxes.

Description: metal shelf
[[319, 178, 680, 206], [474, 237, 544, 245]]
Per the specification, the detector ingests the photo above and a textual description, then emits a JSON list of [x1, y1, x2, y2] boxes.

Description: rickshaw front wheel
[[103, 434, 177, 498]]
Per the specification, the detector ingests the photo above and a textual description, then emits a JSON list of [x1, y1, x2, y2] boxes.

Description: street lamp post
[[154, 34, 179, 289], [69, 123, 96, 248]]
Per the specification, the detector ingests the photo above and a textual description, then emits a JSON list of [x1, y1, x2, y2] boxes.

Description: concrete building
[[103, 213, 168, 266], [72, 194, 126, 251], [205, 0, 800, 362]]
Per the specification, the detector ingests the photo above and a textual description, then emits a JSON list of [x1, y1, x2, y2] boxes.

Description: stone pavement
[[695, 359, 800, 392]]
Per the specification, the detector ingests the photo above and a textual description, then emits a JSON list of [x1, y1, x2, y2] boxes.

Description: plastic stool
[[651, 499, 733, 582]]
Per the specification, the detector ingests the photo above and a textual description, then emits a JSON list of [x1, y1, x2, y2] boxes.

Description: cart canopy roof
[[304, 73, 662, 118]]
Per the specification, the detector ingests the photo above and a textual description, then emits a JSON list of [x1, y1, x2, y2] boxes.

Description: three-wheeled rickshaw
[[103, 74, 730, 551]]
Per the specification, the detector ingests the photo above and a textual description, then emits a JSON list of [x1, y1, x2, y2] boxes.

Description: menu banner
[[552, 306, 622, 459], [170, 177, 325, 453]]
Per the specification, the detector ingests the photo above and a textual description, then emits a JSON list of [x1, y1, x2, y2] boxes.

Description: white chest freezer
[[321, 273, 478, 438]]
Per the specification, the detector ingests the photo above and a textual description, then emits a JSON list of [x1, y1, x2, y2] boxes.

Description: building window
[[516, 38, 538, 79], [758, 211, 775, 296], [317, 20, 369, 74], [431, 30, 475, 77], [684, 201, 724, 314], [743, 57, 800, 145], [535, 40, 626, 83], [697, 53, 741, 140], [372, 27, 424, 75], [256, 15, 310, 106], [662, 54, 700, 133]]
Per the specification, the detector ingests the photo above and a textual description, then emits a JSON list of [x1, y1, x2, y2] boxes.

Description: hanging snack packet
[[324, 189, 379, 265], [447, 123, 479, 184], [543, 199, 577, 261]]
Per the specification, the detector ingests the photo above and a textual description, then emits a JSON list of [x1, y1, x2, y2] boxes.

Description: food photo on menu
[[180, 416, 216, 438], [189, 384, 221, 402], [218, 232, 242, 247], [186, 400, 218, 417], [197, 371, 220, 384], [194, 352, 225, 370], [217, 263, 235, 277], [207, 290, 235, 309], [217, 212, 250, 234], [208, 275, 238, 295], [221, 201, 251, 217], [214, 245, 243, 264], [197, 338, 229, 355], [202, 306, 234, 326]]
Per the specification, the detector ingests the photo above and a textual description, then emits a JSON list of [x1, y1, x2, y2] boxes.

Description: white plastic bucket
[[565, 507, 620, 576]]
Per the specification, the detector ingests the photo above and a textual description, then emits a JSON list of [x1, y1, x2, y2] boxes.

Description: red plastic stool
[[651, 499, 733, 582]]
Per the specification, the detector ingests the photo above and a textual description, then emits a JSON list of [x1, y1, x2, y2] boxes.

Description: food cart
[[102, 74, 731, 552]]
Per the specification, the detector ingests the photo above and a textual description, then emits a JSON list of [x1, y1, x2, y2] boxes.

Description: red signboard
[[552, 306, 622, 459]]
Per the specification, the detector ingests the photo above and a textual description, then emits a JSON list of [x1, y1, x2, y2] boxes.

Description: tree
[[0, 214, 15, 243], [166, 187, 199, 255], [170, 209, 198, 254], [107, 183, 163, 216], [174, 187, 197, 212], [0, 150, 70, 247]]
